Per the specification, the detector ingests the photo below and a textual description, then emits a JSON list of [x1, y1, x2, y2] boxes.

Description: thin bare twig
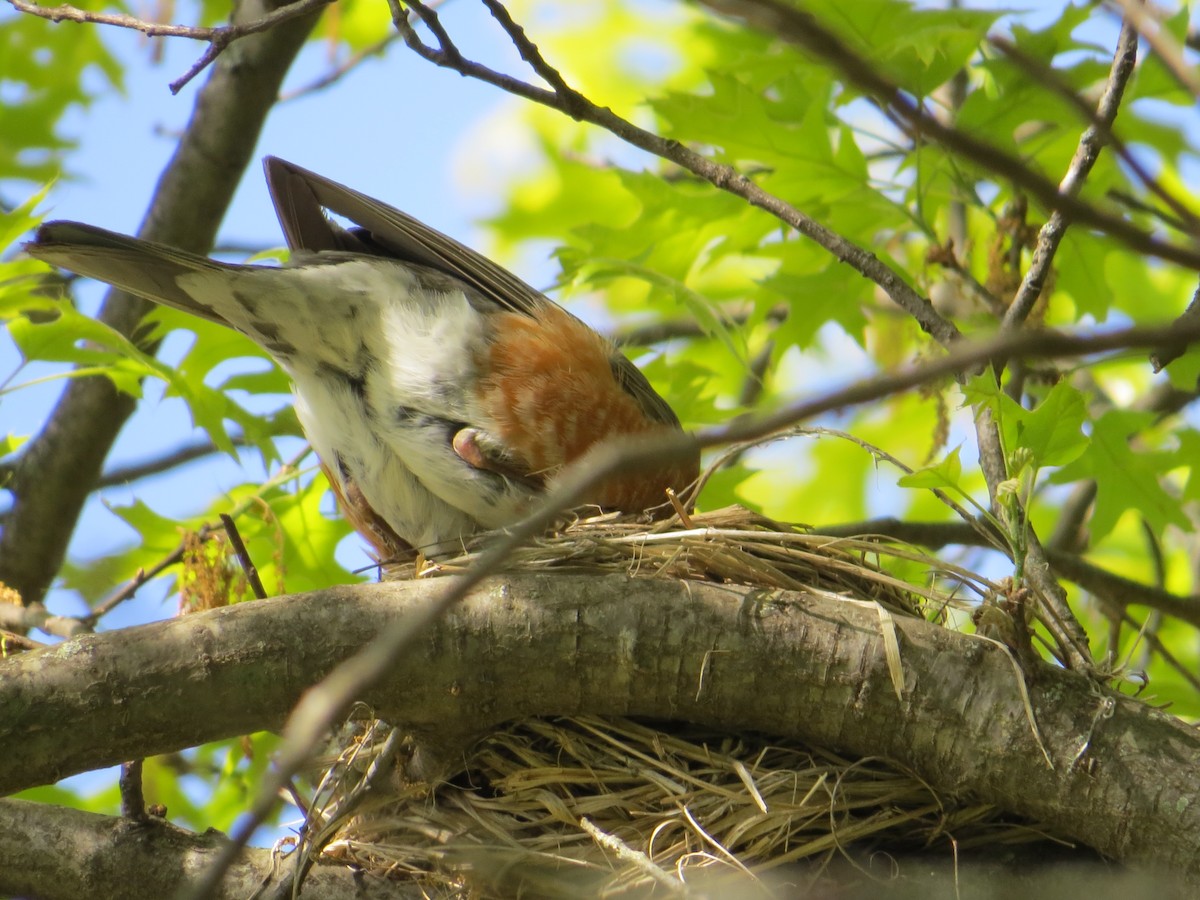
[[999, 21, 1142, 330], [1150, 276, 1200, 372], [990, 31, 1197, 241], [220, 514, 268, 600], [279, 33, 403, 102], [95, 436, 251, 490], [1108, 0, 1200, 97], [1107, 188, 1193, 233], [6, 0, 333, 93]]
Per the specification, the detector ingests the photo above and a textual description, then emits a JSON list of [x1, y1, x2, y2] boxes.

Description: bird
[[27, 157, 699, 558]]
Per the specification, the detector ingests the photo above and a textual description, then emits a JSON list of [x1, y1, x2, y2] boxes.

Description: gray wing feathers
[[27, 222, 231, 326], [264, 156, 542, 317]]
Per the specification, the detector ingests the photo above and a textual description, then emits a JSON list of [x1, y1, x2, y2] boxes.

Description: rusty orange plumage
[[27, 158, 699, 558]]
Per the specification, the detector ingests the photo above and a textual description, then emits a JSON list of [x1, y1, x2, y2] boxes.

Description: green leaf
[[1175, 429, 1200, 503], [0, 434, 28, 458], [5, 296, 171, 397], [962, 376, 1088, 470], [1052, 410, 1190, 542], [1009, 381, 1089, 468], [818, 1, 1000, 97], [898, 445, 964, 492], [0, 10, 122, 182]]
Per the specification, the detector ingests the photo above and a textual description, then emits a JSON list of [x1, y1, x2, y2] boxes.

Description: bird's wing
[[26, 222, 233, 326], [264, 156, 542, 317]]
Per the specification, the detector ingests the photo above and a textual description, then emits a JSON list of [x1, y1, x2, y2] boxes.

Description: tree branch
[[94, 436, 247, 490], [2, 575, 1199, 875], [6, 0, 332, 93], [1110, 0, 1200, 97], [969, 19, 1139, 670], [0, 798, 407, 900], [999, 20, 1142, 330]]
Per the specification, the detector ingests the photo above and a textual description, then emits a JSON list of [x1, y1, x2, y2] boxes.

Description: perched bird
[[27, 158, 698, 557]]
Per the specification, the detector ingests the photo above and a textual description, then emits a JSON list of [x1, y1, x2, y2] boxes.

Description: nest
[[294, 507, 1057, 897], [387, 504, 991, 618]]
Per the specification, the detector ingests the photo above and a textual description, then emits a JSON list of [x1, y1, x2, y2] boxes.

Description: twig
[[819, 515, 1200, 634], [220, 514, 268, 600], [966, 19, 1139, 670], [798, 426, 1005, 553], [1150, 276, 1200, 371], [6, 0, 333, 93], [711, 324, 1195, 452], [119, 760, 147, 821], [1113, 607, 1200, 694], [991, 30, 1196, 241], [1107, 188, 1192, 234], [95, 436, 251, 490], [1046, 549, 1200, 631], [1108, 0, 1200, 97], [88, 449, 309, 626], [279, 33, 402, 102], [88, 547, 196, 626], [999, 21, 1142, 330], [581, 817, 689, 895], [0, 631, 44, 652]]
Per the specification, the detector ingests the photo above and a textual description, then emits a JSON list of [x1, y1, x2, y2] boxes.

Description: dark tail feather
[[26, 222, 232, 326]]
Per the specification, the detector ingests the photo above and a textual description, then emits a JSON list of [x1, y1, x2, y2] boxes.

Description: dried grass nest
[[297, 506, 1059, 897]]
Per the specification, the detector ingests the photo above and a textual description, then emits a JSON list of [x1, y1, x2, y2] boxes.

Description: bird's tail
[[26, 222, 234, 326]]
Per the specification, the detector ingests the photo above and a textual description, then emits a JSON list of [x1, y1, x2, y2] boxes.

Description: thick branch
[[0, 0, 320, 607], [0, 799, 406, 900], [2, 575, 1198, 875]]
